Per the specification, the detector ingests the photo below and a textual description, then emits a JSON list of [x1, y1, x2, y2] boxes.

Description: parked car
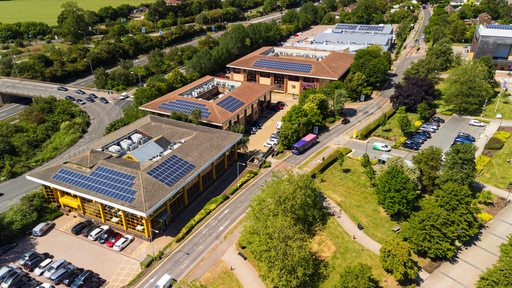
[[76, 99, 86, 105], [10, 276, 30, 288], [252, 120, 263, 129], [457, 132, 475, 142], [113, 236, 134, 251], [372, 143, 391, 152], [401, 142, 420, 151], [43, 259, 66, 279], [50, 264, 75, 285], [270, 133, 279, 140], [70, 270, 94, 288], [62, 269, 82, 287], [64, 96, 75, 101], [454, 137, 473, 144], [84, 97, 95, 103], [469, 119, 485, 127], [71, 221, 92, 235], [341, 118, 350, 125], [88, 225, 109, 241], [23, 254, 46, 272], [36, 284, 54, 288], [88, 93, 98, 99], [245, 127, 256, 135], [263, 138, 279, 147], [413, 131, 431, 138], [119, 92, 129, 100], [421, 123, 439, 130], [74, 90, 85, 95], [1, 269, 23, 288], [18, 252, 38, 267], [407, 138, 423, 146], [425, 121, 441, 127], [34, 260, 52, 276], [21, 279, 40, 288], [410, 134, 427, 142], [32, 221, 51, 237], [0, 266, 19, 283], [418, 126, 436, 133], [106, 233, 123, 248], [57, 87, 68, 91], [82, 278, 104, 288], [431, 116, 445, 123], [0, 244, 17, 257], [99, 97, 109, 104], [274, 101, 285, 110], [98, 229, 114, 245], [81, 224, 99, 237], [276, 121, 283, 130]]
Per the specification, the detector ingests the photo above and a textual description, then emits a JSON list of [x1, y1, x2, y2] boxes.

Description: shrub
[[228, 170, 259, 195], [358, 108, 397, 140], [493, 131, 511, 143], [335, 115, 342, 121], [140, 255, 154, 268], [413, 120, 423, 128], [476, 155, 491, 171], [441, 110, 454, 116], [478, 212, 493, 222], [392, 136, 407, 149], [127, 270, 144, 286], [155, 251, 164, 260], [485, 137, 505, 150], [261, 161, 270, 168], [325, 117, 335, 124], [309, 147, 352, 177], [427, 110, 437, 118], [474, 118, 490, 123], [476, 190, 494, 205]]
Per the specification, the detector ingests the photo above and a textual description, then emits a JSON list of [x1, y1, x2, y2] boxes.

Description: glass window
[[260, 72, 271, 78], [288, 75, 299, 82], [247, 73, 257, 82]]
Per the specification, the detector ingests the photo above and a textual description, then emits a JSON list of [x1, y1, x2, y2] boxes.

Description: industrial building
[[140, 76, 275, 131], [226, 46, 354, 95], [27, 115, 242, 240], [471, 24, 512, 70]]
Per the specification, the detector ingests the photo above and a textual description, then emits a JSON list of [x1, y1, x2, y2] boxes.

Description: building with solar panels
[[139, 76, 275, 130], [471, 24, 512, 70], [226, 46, 355, 95], [26, 115, 241, 240], [286, 24, 394, 53]]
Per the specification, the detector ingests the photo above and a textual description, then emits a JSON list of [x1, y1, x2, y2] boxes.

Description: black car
[[0, 243, 17, 256], [23, 254, 46, 272], [402, 142, 420, 151], [64, 96, 75, 101], [76, 99, 86, 105], [82, 277, 104, 288], [71, 220, 92, 235], [88, 93, 98, 99], [99, 97, 109, 104], [75, 90, 85, 95], [407, 138, 423, 146], [457, 132, 475, 142], [431, 116, 445, 123], [98, 229, 114, 244], [57, 87, 68, 91], [409, 134, 426, 143], [81, 224, 99, 237], [20, 279, 40, 288], [413, 131, 431, 138], [9, 276, 30, 288], [70, 270, 94, 288], [84, 97, 95, 103], [62, 269, 82, 287], [245, 127, 257, 135], [341, 118, 350, 125]]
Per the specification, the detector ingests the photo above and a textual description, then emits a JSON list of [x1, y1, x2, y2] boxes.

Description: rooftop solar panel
[[216, 96, 245, 113], [147, 154, 196, 187], [253, 59, 313, 73], [485, 24, 512, 30], [157, 99, 211, 118], [52, 168, 137, 203]]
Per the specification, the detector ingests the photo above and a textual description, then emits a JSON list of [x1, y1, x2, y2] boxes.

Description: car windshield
[[48, 266, 57, 273], [108, 235, 117, 242], [37, 263, 47, 270]]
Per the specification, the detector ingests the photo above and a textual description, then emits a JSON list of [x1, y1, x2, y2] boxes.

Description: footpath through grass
[[201, 259, 243, 288], [318, 158, 399, 243], [478, 137, 512, 189]]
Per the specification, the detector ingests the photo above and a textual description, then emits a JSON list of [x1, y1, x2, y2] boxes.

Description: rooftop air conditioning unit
[[108, 145, 122, 153], [159, 151, 165, 158]]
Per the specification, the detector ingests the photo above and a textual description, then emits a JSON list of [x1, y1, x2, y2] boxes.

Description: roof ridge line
[[319, 59, 337, 78]]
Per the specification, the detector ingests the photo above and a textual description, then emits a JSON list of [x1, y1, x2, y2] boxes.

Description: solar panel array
[[147, 154, 196, 187], [335, 24, 358, 30], [216, 96, 245, 113], [485, 24, 512, 30], [253, 59, 313, 73], [158, 99, 211, 118], [52, 166, 137, 203], [358, 26, 385, 32]]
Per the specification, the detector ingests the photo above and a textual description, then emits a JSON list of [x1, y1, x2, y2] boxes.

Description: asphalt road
[[0, 78, 125, 212], [0, 99, 32, 120]]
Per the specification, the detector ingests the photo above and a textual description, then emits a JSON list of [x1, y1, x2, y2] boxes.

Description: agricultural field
[[0, 0, 143, 25]]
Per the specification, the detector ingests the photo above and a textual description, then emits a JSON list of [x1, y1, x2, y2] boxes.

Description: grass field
[[478, 137, 512, 190], [0, 0, 144, 25], [371, 112, 419, 140], [318, 158, 399, 243], [298, 146, 330, 170], [200, 259, 243, 288]]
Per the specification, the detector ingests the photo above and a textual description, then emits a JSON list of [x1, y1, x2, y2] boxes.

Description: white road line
[[218, 220, 230, 232]]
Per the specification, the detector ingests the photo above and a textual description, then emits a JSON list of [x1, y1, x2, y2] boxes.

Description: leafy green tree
[[412, 146, 443, 194], [344, 72, 368, 101], [379, 113, 388, 132], [444, 60, 494, 114], [337, 154, 345, 173], [396, 107, 411, 135], [416, 101, 430, 122], [476, 236, 512, 288], [438, 143, 477, 188], [332, 88, 348, 116], [57, 2, 90, 43], [304, 93, 330, 119], [133, 87, 160, 107], [335, 263, 380, 288], [377, 156, 420, 188], [93, 67, 109, 89], [230, 124, 249, 152], [350, 45, 391, 87], [167, 69, 188, 91], [190, 108, 202, 125], [473, 56, 497, 88], [375, 166, 418, 218], [379, 239, 418, 282], [365, 166, 376, 187], [361, 153, 371, 169]]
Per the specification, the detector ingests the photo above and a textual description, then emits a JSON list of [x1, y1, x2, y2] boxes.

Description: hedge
[[140, 255, 153, 269], [308, 147, 352, 177], [441, 110, 454, 116], [485, 137, 505, 150], [474, 118, 490, 123], [326, 117, 335, 124], [261, 161, 270, 168], [476, 155, 491, 171], [357, 108, 397, 140], [174, 194, 229, 242], [228, 170, 259, 195], [493, 131, 511, 143], [127, 270, 145, 286]]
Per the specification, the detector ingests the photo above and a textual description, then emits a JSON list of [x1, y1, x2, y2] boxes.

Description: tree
[[361, 153, 371, 169], [167, 69, 188, 90], [379, 239, 418, 282], [304, 93, 330, 119], [396, 107, 411, 135], [365, 166, 376, 187], [230, 124, 249, 152], [390, 76, 436, 112], [444, 60, 494, 114], [133, 87, 160, 107], [476, 236, 512, 288], [379, 113, 388, 132], [375, 166, 418, 218], [349, 45, 391, 87], [438, 143, 477, 188], [190, 108, 202, 125], [57, 2, 90, 43], [377, 156, 420, 188], [473, 56, 497, 88], [416, 101, 430, 122], [335, 263, 380, 288], [332, 88, 348, 116], [337, 154, 345, 173], [344, 72, 368, 101], [93, 67, 109, 89], [412, 146, 443, 194]]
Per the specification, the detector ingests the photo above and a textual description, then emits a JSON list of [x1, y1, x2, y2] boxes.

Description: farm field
[[0, 0, 143, 25]]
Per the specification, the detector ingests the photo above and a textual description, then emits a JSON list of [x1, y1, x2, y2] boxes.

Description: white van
[[276, 122, 283, 130], [120, 92, 129, 100], [154, 274, 173, 288], [33, 221, 51, 237]]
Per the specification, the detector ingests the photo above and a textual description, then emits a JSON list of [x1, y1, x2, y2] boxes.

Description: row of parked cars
[[264, 131, 280, 147], [71, 221, 133, 251], [0, 251, 104, 288], [401, 117, 446, 150]]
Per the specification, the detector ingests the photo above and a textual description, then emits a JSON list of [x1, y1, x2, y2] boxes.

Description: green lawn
[[371, 112, 419, 141], [482, 95, 512, 120], [478, 138, 512, 190], [201, 259, 243, 288], [298, 146, 330, 170], [0, 0, 144, 25], [319, 158, 399, 243]]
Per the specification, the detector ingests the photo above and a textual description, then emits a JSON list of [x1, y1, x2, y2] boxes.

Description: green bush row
[[174, 194, 229, 242], [127, 270, 145, 286], [441, 110, 454, 116], [228, 170, 259, 195], [140, 256, 153, 269], [326, 117, 335, 124], [485, 137, 504, 150], [392, 137, 407, 149], [476, 155, 491, 172], [261, 161, 270, 168], [474, 118, 490, 123], [308, 147, 352, 177], [493, 131, 511, 143], [357, 108, 397, 140]]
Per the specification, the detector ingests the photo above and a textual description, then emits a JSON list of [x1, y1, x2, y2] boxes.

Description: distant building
[[471, 24, 512, 70], [166, 0, 181, 5], [445, 4, 455, 13], [477, 12, 492, 24], [286, 23, 394, 53], [226, 46, 355, 95], [344, 2, 358, 12]]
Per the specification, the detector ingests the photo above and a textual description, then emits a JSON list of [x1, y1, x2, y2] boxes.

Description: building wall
[[472, 32, 512, 69], [287, 81, 301, 95]]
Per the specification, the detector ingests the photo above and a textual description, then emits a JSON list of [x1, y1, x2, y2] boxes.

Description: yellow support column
[[98, 203, 106, 223], [121, 210, 128, 231], [56, 189, 63, 199], [147, 216, 153, 238], [234, 144, 238, 159], [199, 173, 203, 191], [165, 199, 170, 213], [143, 216, 151, 239], [183, 187, 188, 205], [77, 196, 84, 215], [212, 163, 216, 180], [224, 153, 228, 169]]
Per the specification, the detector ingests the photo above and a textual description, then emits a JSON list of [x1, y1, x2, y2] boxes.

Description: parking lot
[[0, 216, 151, 288]]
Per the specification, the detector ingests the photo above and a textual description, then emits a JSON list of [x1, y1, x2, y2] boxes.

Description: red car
[[106, 233, 123, 248]]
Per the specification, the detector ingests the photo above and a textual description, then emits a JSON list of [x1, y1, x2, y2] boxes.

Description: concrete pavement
[[222, 246, 265, 288]]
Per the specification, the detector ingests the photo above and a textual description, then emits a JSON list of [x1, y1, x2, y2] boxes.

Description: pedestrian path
[[222, 246, 265, 288], [475, 182, 510, 200]]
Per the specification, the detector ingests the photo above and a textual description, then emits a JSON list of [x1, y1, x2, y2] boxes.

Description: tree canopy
[[348, 45, 392, 88], [477, 236, 512, 288], [379, 239, 418, 282], [390, 76, 436, 112], [335, 263, 380, 288], [412, 146, 444, 194], [375, 166, 418, 219], [438, 143, 477, 188]]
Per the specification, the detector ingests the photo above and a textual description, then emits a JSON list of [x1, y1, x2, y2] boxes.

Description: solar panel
[[335, 24, 358, 30], [216, 96, 245, 113], [52, 168, 137, 203], [146, 154, 195, 187], [253, 59, 313, 73], [485, 24, 512, 30], [157, 99, 211, 118]]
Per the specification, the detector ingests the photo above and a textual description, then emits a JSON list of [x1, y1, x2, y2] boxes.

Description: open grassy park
[[478, 135, 512, 190], [0, 0, 144, 25]]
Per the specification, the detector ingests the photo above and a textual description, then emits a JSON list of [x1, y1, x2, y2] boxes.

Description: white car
[[469, 119, 485, 127], [88, 225, 110, 241], [34, 259, 53, 276], [113, 235, 134, 251], [37, 284, 54, 288], [119, 92, 129, 100], [263, 138, 279, 147], [373, 142, 391, 152], [43, 259, 66, 279]]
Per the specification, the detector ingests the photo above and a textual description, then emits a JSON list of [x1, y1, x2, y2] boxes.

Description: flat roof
[[139, 76, 274, 126], [27, 115, 242, 216], [226, 46, 355, 80], [478, 24, 512, 37]]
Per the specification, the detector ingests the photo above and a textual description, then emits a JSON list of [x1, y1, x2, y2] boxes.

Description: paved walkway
[[475, 182, 510, 199], [222, 246, 265, 288]]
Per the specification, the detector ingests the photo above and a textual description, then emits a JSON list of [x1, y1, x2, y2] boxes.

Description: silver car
[[43, 259, 66, 279], [50, 264, 75, 285], [18, 251, 38, 266], [0, 266, 18, 284], [418, 126, 436, 133], [1, 270, 23, 288]]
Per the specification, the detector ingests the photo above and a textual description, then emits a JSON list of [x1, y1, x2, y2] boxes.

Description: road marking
[[142, 277, 156, 288], [179, 261, 188, 269], [218, 220, 230, 232]]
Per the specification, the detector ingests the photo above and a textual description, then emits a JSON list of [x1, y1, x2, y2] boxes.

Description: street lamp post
[[131, 71, 142, 87], [85, 58, 97, 89], [149, 228, 160, 257], [9, 50, 19, 79], [237, 162, 246, 189]]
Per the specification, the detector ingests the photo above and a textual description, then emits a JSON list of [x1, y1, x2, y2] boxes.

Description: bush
[[140, 255, 153, 268], [358, 108, 397, 140], [427, 110, 437, 118], [43, 211, 64, 221], [261, 161, 270, 168], [326, 117, 335, 124], [485, 137, 505, 150], [413, 120, 423, 128], [392, 136, 407, 149], [476, 155, 491, 171], [441, 110, 454, 115], [493, 131, 511, 143], [309, 147, 352, 177], [228, 170, 259, 195], [127, 270, 144, 286], [474, 118, 490, 123], [477, 212, 493, 222]]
